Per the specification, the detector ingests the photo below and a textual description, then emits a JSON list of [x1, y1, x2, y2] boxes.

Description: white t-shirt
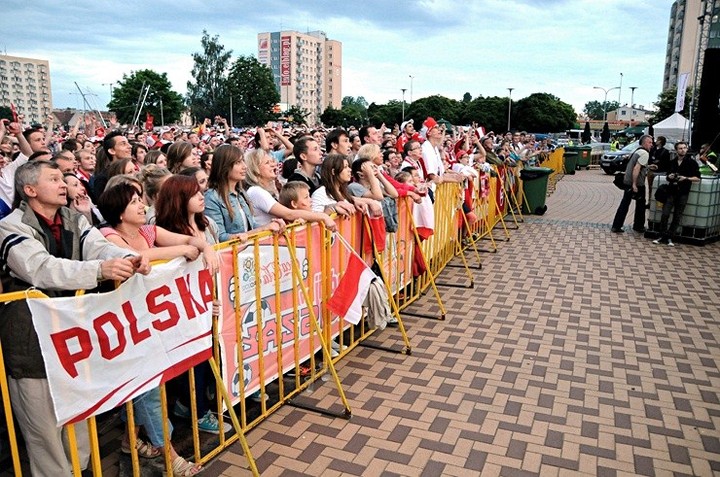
[[311, 186, 336, 212], [246, 186, 278, 227], [421, 141, 442, 178]]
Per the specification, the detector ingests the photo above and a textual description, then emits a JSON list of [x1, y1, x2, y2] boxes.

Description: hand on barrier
[[269, 218, 286, 233], [202, 245, 220, 274], [323, 216, 337, 232], [128, 254, 151, 275], [334, 200, 355, 216], [101, 258, 140, 281], [182, 245, 201, 262]]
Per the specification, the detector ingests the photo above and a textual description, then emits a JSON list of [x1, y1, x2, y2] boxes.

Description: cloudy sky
[[2, 0, 676, 118]]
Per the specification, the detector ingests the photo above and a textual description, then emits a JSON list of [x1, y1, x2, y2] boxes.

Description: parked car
[[600, 140, 673, 175]]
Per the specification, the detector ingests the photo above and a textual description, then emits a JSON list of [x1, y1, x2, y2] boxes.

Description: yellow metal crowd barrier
[[0, 158, 558, 475]]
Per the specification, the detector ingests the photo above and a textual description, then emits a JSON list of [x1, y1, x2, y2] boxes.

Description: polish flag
[[327, 238, 376, 325]]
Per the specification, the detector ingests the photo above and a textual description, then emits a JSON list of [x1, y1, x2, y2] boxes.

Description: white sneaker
[[667, 239, 675, 247], [330, 339, 347, 354], [652, 238, 663, 245]]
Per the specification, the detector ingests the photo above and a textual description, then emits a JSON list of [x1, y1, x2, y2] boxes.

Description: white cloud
[[1, 0, 675, 119]]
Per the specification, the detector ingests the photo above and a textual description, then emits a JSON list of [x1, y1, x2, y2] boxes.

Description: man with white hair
[[611, 134, 653, 233]]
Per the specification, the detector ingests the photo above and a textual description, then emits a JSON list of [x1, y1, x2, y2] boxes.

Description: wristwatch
[[97, 265, 104, 282]]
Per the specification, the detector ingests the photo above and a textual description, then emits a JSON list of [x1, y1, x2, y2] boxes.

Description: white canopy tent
[[648, 112, 690, 142]]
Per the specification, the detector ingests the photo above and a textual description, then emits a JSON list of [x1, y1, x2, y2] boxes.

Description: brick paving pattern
[[206, 170, 720, 476]]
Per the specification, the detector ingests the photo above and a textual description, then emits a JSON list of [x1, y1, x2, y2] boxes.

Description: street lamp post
[[408, 75, 414, 104], [593, 86, 621, 122], [629, 87, 637, 109], [401, 88, 407, 123], [507, 87, 514, 132]]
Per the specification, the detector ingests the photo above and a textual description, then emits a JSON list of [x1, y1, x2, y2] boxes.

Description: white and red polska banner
[[28, 258, 214, 426]]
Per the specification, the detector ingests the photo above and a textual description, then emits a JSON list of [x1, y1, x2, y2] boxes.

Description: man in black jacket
[[653, 141, 701, 246]]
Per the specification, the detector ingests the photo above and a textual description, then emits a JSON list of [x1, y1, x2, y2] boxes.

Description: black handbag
[[613, 173, 626, 190], [654, 184, 669, 203]]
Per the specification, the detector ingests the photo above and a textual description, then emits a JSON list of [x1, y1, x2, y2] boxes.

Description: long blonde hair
[[243, 148, 278, 197], [357, 143, 380, 162]]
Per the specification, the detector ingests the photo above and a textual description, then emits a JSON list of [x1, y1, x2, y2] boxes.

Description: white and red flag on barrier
[[28, 257, 214, 425], [327, 234, 376, 325]]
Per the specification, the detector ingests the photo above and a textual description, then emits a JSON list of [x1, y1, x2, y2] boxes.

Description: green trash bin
[[563, 151, 578, 175], [576, 145, 592, 169], [520, 167, 553, 215]]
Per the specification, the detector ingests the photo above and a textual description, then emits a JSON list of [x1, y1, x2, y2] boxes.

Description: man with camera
[[611, 134, 653, 233], [653, 141, 700, 246]]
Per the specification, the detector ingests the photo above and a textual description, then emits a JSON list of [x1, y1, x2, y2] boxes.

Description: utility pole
[[629, 87, 638, 108], [507, 88, 514, 132], [401, 88, 407, 123]]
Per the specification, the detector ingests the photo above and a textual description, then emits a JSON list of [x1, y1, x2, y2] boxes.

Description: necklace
[[116, 226, 139, 242]]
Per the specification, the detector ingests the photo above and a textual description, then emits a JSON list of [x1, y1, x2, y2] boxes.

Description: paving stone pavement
[[206, 170, 720, 477]]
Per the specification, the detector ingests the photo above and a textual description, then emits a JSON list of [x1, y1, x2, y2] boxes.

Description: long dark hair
[[320, 153, 352, 202], [155, 175, 208, 236], [208, 144, 249, 221]]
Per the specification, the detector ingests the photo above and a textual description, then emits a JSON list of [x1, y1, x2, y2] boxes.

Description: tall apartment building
[[663, 0, 704, 91], [257, 30, 341, 125], [0, 54, 52, 124]]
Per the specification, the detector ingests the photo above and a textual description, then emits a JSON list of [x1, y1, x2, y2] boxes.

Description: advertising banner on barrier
[[216, 214, 414, 405], [216, 225, 336, 404], [28, 258, 214, 425]]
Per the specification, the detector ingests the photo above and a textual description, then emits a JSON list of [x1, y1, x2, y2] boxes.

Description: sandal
[[121, 438, 162, 459], [171, 456, 203, 476]]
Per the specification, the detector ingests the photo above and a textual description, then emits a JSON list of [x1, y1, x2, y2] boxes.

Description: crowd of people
[[0, 109, 591, 475]]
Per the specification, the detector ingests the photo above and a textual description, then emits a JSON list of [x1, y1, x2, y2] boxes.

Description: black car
[[600, 141, 674, 175], [600, 141, 639, 175]]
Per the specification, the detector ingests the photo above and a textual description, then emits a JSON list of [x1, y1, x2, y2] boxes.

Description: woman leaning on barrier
[[203, 144, 284, 243], [154, 174, 231, 435], [243, 148, 337, 231], [97, 182, 219, 476]]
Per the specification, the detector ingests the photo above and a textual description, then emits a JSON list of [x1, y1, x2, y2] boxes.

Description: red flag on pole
[[327, 236, 376, 325]]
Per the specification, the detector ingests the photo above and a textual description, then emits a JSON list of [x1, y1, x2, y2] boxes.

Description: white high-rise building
[[257, 30, 342, 125], [663, 0, 704, 91], [0, 54, 52, 124]]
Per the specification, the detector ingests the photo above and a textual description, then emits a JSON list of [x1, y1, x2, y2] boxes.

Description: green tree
[[513, 93, 575, 132], [460, 96, 509, 132], [406, 95, 462, 126], [187, 30, 233, 123], [285, 105, 310, 126], [367, 100, 403, 127], [341, 96, 368, 124], [107, 69, 184, 125], [462, 92, 472, 103], [321, 105, 362, 127], [226, 55, 279, 127], [583, 100, 620, 120], [649, 86, 692, 124]]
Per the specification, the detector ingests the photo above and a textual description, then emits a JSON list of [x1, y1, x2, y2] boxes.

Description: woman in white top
[[311, 153, 382, 216], [243, 148, 337, 230]]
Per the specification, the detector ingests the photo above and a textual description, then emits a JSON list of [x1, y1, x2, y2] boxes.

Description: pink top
[[100, 224, 157, 248]]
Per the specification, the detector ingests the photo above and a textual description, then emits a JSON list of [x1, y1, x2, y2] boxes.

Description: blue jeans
[[121, 387, 172, 447]]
